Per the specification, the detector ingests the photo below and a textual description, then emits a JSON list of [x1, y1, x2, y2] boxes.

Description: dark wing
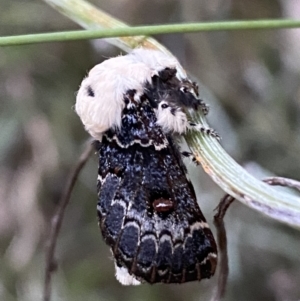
[[96, 92, 217, 284]]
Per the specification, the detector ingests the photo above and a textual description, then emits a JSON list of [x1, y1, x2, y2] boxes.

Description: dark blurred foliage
[[1, 0, 300, 300]]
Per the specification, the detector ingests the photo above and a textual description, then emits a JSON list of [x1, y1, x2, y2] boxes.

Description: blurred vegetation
[[1, 0, 300, 300]]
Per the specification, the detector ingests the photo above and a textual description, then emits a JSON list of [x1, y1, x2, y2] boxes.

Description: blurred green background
[[1, 0, 300, 300]]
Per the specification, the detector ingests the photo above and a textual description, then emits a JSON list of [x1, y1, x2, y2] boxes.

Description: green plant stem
[[1, 19, 300, 46]]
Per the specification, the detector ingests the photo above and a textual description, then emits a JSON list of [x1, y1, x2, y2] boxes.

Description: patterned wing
[[96, 92, 217, 284], [75, 49, 219, 285]]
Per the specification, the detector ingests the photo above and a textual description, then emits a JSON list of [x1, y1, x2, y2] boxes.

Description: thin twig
[[43, 140, 94, 301], [211, 175, 300, 300], [211, 195, 235, 301], [263, 176, 300, 192]]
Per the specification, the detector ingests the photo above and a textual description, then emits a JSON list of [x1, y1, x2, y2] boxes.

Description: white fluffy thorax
[[76, 55, 151, 140], [75, 49, 185, 140]]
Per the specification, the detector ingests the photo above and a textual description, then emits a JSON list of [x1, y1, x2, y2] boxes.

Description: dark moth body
[[96, 89, 217, 284]]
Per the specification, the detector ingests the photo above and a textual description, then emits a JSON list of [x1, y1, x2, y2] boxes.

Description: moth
[[75, 49, 218, 285]]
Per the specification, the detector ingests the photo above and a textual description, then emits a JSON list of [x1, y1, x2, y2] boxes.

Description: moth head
[[156, 99, 188, 134], [151, 65, 201, 111], [161, 73, 201, 110]]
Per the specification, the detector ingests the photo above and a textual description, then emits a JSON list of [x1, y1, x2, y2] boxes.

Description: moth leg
[[187, 122, 220, 140], [199, 99, 209, 115], [181, 151, 199, 165]]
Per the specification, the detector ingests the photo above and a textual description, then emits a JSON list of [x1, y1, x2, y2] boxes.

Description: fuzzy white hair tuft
[[156, 101, 188, 134], [129, 48, 186, 79], [75, 55, 152, 140], [114, 263, 141, 286]]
